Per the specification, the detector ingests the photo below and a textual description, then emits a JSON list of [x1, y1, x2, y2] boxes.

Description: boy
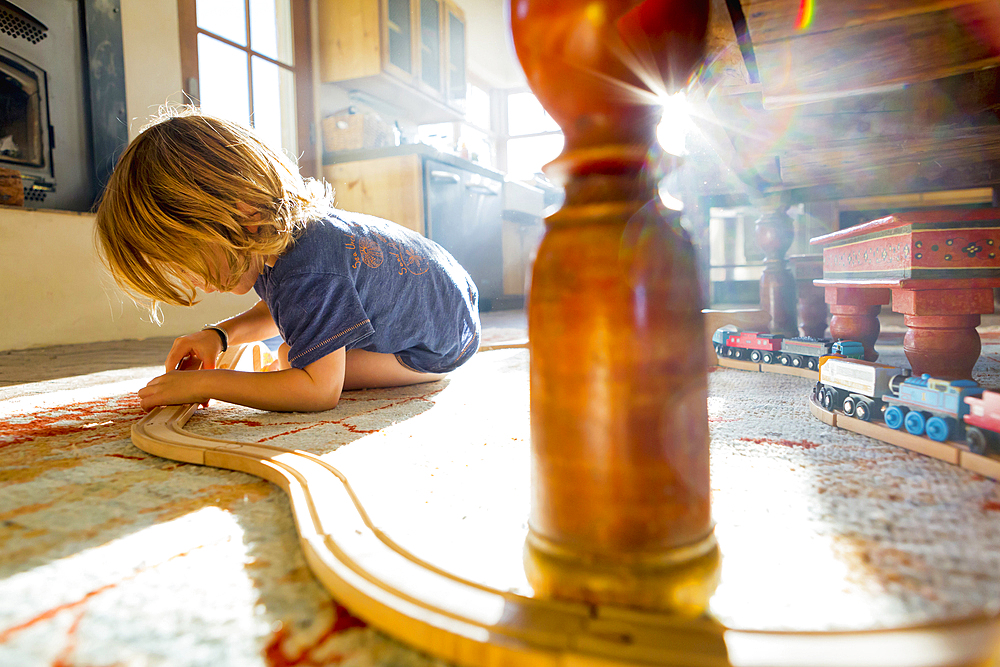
[[96, 111, 480, 412]]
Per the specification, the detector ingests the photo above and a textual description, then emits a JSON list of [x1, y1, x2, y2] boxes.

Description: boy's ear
[[235, 201, 263, 224], [245, 224, 260, 234]]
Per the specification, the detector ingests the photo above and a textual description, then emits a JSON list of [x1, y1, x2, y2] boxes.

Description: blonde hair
[[95, 108, 329, 322]]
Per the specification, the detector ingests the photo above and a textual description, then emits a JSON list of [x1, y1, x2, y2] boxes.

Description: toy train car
[[714, 328, 863, 369], [815, 356, 1000, 448], [883, 375, 984, 443], [814, 356, 908, 422], [963, 390, 1000, 455], [780, 338, 864, 370], [713, 330, 783, 362]]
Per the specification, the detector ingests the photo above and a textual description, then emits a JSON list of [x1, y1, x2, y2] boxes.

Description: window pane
[[506, 134, 563, 180], [507, 91, 559, 136], [251, 56, 297, 157], [198, 34, 250, 127], [419, 0, 441, 91], [447, 9, 465, 107], [196, 0, 247, 45], [467, 83, 490, 131], [386, 0, 411, 72], [250, 0, 293, 64], [460, 125, 493, 169]]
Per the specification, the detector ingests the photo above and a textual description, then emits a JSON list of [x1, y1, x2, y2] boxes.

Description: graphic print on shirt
[[345, 233, 430, 275], [384, 238, 430, 275], [345, 235, 385, 269]]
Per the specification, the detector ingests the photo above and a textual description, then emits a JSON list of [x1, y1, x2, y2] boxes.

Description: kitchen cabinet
[[324, 147, 505, 309], [324, 154, 425, 235], [318, 0, 466, 124]]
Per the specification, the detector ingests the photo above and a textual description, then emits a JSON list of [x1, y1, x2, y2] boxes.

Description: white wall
[[0, 208, 258, 351], [121, 0, 187, 137], [462, 0, 525, 89]]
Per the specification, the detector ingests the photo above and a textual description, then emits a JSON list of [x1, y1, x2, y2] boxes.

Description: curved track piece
[[132, 345, 1000, 667]]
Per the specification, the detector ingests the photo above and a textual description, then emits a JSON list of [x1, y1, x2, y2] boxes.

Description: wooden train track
[[130, 344, 1000, 666], [716, 355, 1000, 481]]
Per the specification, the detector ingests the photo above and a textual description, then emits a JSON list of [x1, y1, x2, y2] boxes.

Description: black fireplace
[[0, 0, 126, 211], [1, 46, 54, 200]]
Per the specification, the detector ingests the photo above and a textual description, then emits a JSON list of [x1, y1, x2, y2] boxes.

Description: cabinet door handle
[[465, 184, 499, 196], [429, 170, 460, 183]]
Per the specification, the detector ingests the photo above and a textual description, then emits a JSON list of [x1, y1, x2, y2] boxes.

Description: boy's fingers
[[176, 354, 202, 371]]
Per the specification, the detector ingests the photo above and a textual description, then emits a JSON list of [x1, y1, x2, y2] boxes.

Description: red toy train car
[[716, 331, 784, 362], [963, 390, 1000, 455]]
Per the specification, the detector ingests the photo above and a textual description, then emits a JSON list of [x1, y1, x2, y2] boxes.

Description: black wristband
[[202, 326, 229, 352]]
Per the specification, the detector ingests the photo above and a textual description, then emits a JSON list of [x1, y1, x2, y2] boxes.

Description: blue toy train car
[[815, 355, 989, 444], [883, 375, 984, 442]]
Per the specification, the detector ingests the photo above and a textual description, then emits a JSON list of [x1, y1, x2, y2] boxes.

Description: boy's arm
[[140, 346, 347, 412], [165, 300, 280, 372]]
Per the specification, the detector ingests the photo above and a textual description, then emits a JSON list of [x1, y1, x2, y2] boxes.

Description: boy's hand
[[165, 330, 225, 373], [138, 370, 210, 411]]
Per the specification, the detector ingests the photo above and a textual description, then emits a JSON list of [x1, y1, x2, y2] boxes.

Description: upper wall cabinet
[[319, 0, 466, 124]]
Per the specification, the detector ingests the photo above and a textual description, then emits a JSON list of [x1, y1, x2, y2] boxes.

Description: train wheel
[[966, 427, 993, 456], [884, 405, 908, 430], [791, 355, 803, 368], [842, 395, 857, 417], [855, 400, 874, 422], [749, 350, 762, 363], [762, 352, 773, 364], [779, 354, 791, 366], [925, 416, 954, 442], [733, 349, 743, 360], [904, 410, 929, 436], [806, 358, 818, 371], [820, 388, 834, 410]]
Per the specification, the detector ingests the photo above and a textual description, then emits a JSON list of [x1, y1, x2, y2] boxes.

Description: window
[[415, 80, 497, 169], [177, 0, 315, 175], [502, 90, 563, 180]]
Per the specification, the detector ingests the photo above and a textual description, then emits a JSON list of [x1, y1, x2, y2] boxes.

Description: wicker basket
[[322, 112, 395, 152]]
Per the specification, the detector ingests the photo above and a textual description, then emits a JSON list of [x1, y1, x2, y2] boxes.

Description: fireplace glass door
[[0, 49, 44, 169]]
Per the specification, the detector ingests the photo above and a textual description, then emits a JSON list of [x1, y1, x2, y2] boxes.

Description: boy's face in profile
[[184, 203, 266, 296], [184, 246, 262, 296]]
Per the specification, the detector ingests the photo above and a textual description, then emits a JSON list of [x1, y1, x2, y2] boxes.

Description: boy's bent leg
[[343, 349, 445, 390]]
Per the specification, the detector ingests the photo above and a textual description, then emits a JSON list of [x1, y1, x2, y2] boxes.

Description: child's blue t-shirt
[[253, 209, 481, 373]]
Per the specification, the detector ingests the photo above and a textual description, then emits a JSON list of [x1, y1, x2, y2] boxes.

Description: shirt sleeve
[[272, 271, 375, 369]]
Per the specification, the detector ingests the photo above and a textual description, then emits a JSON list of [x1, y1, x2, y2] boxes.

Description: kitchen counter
[[323, 144, 504, 182]]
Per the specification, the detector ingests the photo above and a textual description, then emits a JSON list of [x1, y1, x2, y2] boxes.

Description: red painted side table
[[810, 209, 1000, 380]]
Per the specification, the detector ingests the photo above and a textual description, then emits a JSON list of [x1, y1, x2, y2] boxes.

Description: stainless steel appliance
[[424, 158, 503, 309]]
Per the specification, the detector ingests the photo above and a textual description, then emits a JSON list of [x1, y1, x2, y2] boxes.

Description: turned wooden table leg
[[892, 287, 994, 380], [790, 255, 827, 338], [825, 286, 890, 361], [902, 315, 981, 380], [756, 197, 798, 336], [511, 0, 717, 613]]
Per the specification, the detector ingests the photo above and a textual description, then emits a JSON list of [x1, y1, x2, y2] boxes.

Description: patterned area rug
[[2, 330, 1000, 666]]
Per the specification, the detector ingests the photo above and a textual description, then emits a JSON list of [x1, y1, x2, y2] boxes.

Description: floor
[[0, 308, 529, 390], [2, 306, 997, 393]]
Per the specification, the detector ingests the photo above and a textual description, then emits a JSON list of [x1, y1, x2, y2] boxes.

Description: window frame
[[499, 86, 564, 178], [177, 0, 317, 177]]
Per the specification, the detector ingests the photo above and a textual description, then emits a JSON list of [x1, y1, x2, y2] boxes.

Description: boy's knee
[[278, 343, 291, 370]]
